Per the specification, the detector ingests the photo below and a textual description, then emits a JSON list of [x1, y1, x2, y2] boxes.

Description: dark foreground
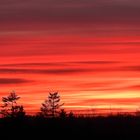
[[0, 115, 140, 140]]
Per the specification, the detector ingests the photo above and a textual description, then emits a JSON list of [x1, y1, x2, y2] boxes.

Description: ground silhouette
[[0, 114, 140, 139]]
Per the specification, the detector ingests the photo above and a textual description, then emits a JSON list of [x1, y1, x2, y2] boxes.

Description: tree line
[[1, 91, 140, 119], [0, 91, 73, 118]]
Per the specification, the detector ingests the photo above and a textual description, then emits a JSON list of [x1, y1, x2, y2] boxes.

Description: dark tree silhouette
[[40, 98, 50, 117], [40, 92, 64, 117], [0, 91, 25, 118], [68, 111, 74, 119], [59, 109, 67, 118]]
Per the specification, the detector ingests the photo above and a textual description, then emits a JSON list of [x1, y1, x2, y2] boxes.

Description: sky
[[0, 0, 140, 114]]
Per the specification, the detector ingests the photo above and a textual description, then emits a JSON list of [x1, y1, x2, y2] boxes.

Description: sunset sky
[[0, 0, 140, 114]]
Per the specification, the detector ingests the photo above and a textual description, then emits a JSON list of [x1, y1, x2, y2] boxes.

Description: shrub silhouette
[[0, 91, 25, 118], [68, 111, 75, 119], [59, 109, 67, 118], [40, 92, 64, 117]]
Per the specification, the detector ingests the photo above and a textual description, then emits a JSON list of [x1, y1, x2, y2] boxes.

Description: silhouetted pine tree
[[40, 92, 64, 117], [40, 98, 50, 117], [0, 91, 25, 118]]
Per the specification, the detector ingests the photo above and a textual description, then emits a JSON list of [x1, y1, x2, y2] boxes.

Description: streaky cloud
[[0, 78, 30, 85], [123, 66, 140, 71], [0, 68, 92, 75], [0, 60, 119, 67]]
